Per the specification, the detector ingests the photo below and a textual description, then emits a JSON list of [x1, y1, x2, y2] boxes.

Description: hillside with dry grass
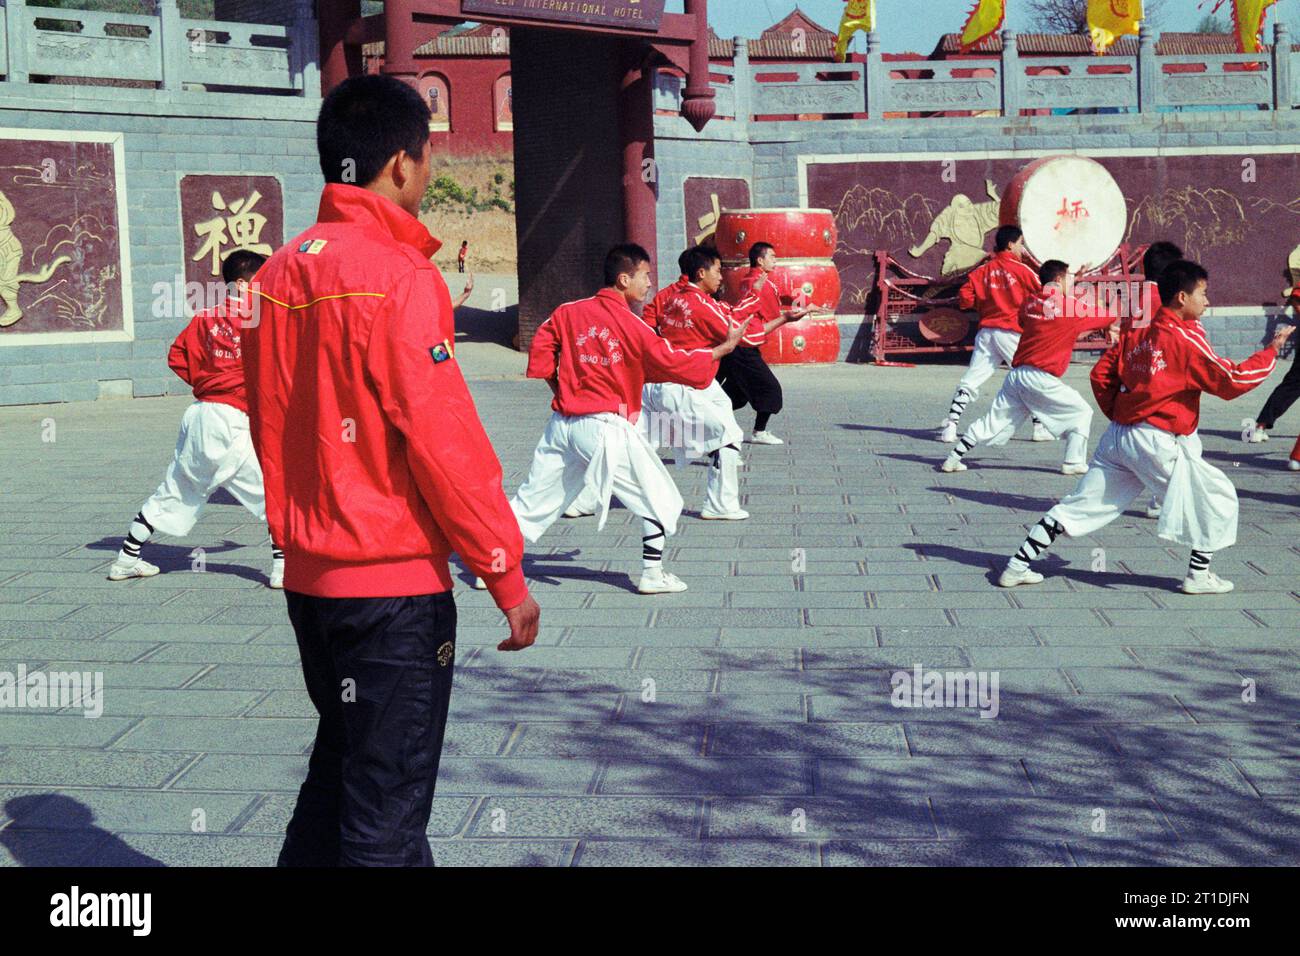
[[420, 155, 518, 274]]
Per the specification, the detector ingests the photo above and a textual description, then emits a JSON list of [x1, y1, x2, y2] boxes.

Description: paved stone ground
[[1, 354, 1298, 867]]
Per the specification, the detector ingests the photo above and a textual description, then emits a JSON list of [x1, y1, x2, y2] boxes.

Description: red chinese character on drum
[[1054, 198, 1090, 231]]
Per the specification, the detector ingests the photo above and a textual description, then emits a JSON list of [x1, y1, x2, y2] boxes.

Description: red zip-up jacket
[[957, 251, 1042, 333], [1012, 286, 1118, 377], [641, 276, 689, 331], [658, 284, 762, 352], [528, 288, 718, 421], [731, 266, 782, 347], [167, 296, 250, 413], [243, 184, 528, 610], [1089, 306, 1278, 436]]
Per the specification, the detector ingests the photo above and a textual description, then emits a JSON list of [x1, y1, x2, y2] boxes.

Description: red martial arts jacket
[[1013, 287, 1118, 377], [167, 296, 251, 413], [1090, 307, 1278, 436], [243, 184, 528, 610], [732, 266, 782, 348], [527, 288, 718, 421], [957, 251, 1042, 333], [641, 275, 689, 331], [658, 283, 763, 353]]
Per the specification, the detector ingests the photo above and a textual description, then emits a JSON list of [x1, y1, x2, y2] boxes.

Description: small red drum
[[1000, 155, 1127, 270], [720, 259, 842, 312], [760, 315, 841, 365], [715, 208, 837, 260]]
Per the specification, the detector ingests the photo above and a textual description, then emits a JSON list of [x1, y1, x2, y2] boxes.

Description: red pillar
[[681, 0, 716, 132], [381, 0, 419, 87], [319, 0, 361, 94], [619, 44, 657, 272]]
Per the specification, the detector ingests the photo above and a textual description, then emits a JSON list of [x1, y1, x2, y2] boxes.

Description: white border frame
[[0, 127, 134, 347]]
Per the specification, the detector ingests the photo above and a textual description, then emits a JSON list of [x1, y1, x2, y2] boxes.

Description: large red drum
[[1000, 155, 1127, 269], [715, 208, 837, 260], [720, 259, 842, 312], [760, 316, 841, 365]]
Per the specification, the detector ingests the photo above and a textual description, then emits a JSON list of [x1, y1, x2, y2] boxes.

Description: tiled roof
[[363, 34, 510, 58]]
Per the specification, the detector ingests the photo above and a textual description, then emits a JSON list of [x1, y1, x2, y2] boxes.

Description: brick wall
[[0, 86, 320, 406]]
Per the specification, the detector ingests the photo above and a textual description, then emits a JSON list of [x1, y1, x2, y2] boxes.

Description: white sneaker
[[938, 421, 958, 443], [1245, 423, 1269, 443], [940, 454, 967, 473], [1061, 462, 1089, 475], [471, 576, 488, 590], [638, 569, 688, 594], [1288, 460, 1300, 472], [563, 505, 595, 518], [1145, 500, 1163, 518], [699, 508, 749, 520], [269, 557, 285, 590], [1032, 422, 1054, 442], [107, 557, 160, 581], [1180, 571, 1234, 595], [750, 430, 784, 445], [997, 565, 1044, 588]]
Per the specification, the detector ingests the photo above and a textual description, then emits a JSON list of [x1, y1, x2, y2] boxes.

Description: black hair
[[680, 245, 721, 283], [317, 75, 431, 187], [1142, 241, 1183, 283], [1157, 260, 1209, 307], [748, 242, 775, 267], [603, 244, 651, 287], [1038, 259, 1069, 286], [993, 225, 1023, 252], [222, 250, 266, 285]]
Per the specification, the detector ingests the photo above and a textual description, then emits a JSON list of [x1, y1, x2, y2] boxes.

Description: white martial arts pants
[[140, 401, 266, 537], [962, 366, 1093, 464], [639, 380, 744, 514], [1047, 423, 1239, 552], [957, 327, 1022, 399], [510, 411, 684, 542]]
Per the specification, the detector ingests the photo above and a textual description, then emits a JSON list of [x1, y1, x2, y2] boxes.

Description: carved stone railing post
[[157, 0, 184, 90], [732, 35, 751, 130], [291, 0, 319, 98], [7, 0, 31, 83], [865, 30, 883, 120], [1274, 21, 1293, 111], [1000, 30, 1020, 117], [1138, 22, 1158, 113]]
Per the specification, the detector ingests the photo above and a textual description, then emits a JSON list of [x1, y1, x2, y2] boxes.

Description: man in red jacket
[[997, 261, 1293, 595], [109, 250, 280, 585], [939, 225, 1052, 445], [242, 75, 539, 867], [942, 259, 1118, 475], [502, 244, 746, 594]]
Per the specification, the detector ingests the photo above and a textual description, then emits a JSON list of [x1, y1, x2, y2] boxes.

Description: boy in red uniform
[[939, 225, 1052, 445], [109, 251, 281, 586], [942, 259, 1118, 475], [500, 244, 745, 594], [243, 75, 539, 867], [997, 261, 1292, 595]]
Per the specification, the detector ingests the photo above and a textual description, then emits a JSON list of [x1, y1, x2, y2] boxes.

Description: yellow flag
[[1088, 0, 1144, 55], [959, 0, 1006, 53], [834, 0, 876, 62], [1225, 0, 1279, 54]]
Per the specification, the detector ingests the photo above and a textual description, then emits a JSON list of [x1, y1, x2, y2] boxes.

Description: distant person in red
[[243, 75, 539, 867], [939, 225, 1051, 445], [457, 239, 468, 273], [108, 250, 281, 586]]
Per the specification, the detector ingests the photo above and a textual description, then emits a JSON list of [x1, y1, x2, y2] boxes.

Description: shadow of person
[[1, 795, 164, 867]]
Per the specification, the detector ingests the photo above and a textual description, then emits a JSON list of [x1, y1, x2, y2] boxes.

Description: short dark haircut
[[222, 250, 266, 285], [1142, 241, 1183, 283], [1038, 259, 1069, 286], [603, 244, 651, 286], [1157, 260, 1209, 307], [994, 225, 1023, 252], [317, 75, 431, 187], [680, 245, 721, 283], [748, 242, 775, 267]]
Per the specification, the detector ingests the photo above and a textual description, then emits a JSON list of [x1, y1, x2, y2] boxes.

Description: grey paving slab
[[464, 796, 700, 839], [705, 796, 936, 839], [822, 840, 1071, 866], [0, 749, 196, 789], [4, 789, 257, 835], [575, 839, 816, 867]]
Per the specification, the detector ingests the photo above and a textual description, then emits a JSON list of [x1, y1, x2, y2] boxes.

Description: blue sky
[[665, 0, 1300, 54]]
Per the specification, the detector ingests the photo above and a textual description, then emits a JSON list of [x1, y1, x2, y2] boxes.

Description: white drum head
[[1014, 157, 1126, 269]]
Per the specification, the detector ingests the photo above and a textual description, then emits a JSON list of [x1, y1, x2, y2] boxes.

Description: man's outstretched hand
[[499, 594, 540, 651], [1270, 323, 1296, 353]]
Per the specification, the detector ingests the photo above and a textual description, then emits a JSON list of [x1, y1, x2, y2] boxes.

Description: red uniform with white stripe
[[1090, 306, 1278, 436], [527, 288, 718, 421], [167, 296, 251, 413], [957, 251, 1042, 333], [658, 283, 762, 352], [243, 184, 528, 610], [641, 275, 689, 331], [733, 266, 782, 347], [1013, 287, 1118, 377]]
